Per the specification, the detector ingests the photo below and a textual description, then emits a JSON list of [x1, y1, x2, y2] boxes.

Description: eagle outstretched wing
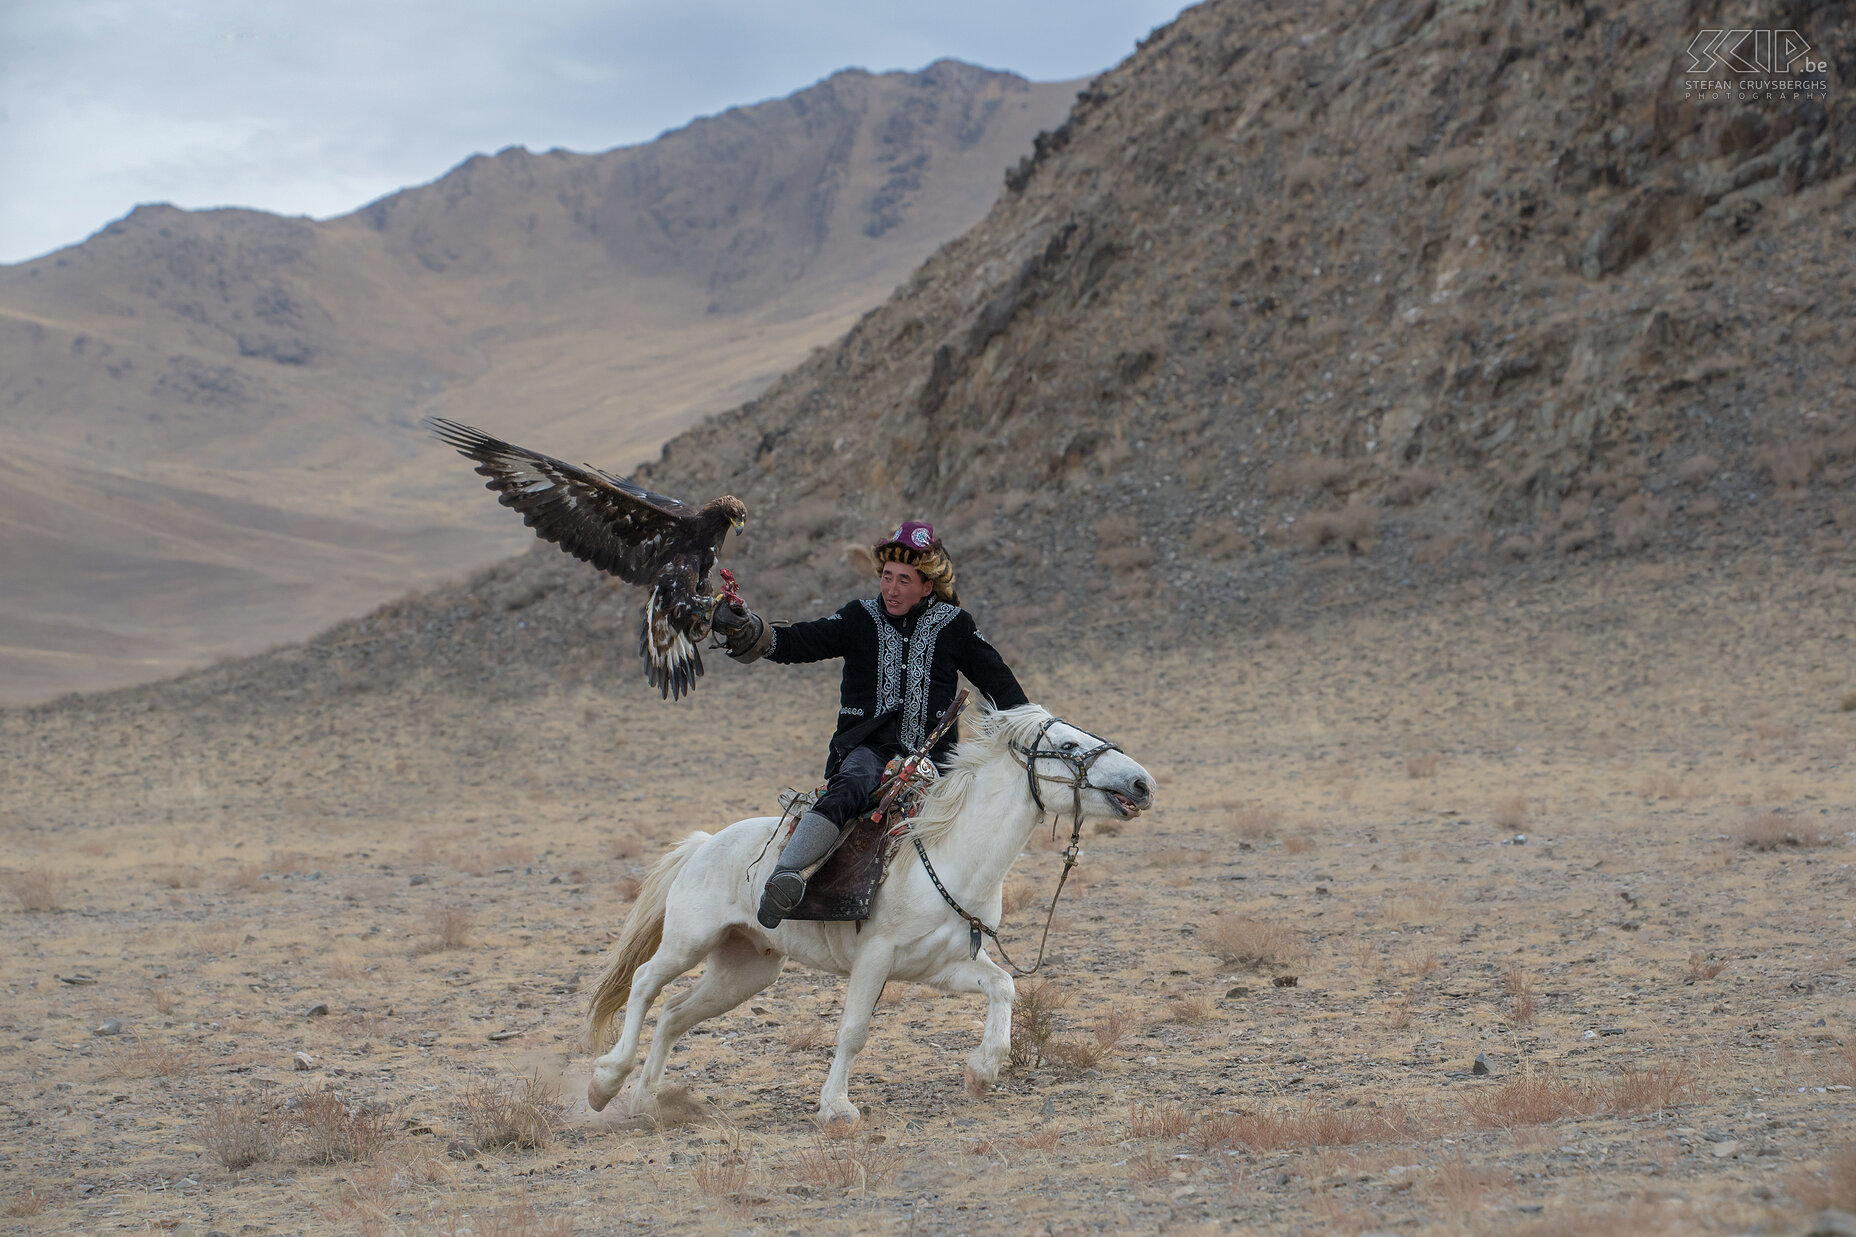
[[426, 417, 746, 700]]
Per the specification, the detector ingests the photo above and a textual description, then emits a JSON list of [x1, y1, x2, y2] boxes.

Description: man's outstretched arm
[[714, 602, 848, 665]]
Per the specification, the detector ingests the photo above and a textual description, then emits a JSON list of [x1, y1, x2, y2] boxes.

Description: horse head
[[1007, 710, 1156, 823]]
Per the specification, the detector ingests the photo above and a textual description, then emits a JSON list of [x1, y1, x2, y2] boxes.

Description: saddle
[[776, 756, 936, 923]]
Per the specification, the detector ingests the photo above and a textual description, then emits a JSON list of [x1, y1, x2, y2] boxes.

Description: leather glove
[[713, 604, 770, 661]]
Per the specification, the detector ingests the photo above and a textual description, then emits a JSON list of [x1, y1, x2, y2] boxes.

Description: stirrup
[[758, 869, 806, 929]]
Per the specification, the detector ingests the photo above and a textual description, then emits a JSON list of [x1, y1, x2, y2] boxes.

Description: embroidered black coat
[[767, 596, 1028, 776]]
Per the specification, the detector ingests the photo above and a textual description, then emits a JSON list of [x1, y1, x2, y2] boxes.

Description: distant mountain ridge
[[0, 60, 1079, 703]]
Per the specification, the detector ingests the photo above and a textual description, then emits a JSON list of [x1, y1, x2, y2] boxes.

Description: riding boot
[[756, 810, 842, 929]]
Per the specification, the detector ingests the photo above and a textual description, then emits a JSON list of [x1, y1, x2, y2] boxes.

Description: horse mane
[[904, 703, 1052, 846]]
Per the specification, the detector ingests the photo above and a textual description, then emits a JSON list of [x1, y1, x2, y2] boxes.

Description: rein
[[914, 716, 1123, 976]]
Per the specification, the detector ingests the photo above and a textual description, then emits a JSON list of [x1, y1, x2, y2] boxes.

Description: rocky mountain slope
[[11, 0, 1856, 714], [0, 61, 1076, 702]]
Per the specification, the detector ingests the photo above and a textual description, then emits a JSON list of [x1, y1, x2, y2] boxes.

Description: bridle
[[914, 715, 1126, 976]]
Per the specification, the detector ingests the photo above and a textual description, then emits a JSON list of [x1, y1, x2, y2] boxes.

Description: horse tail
[[583, 831, 709, 1049]]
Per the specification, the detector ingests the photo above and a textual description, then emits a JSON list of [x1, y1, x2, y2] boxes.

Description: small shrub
[[1426, 1153, 1511, 1209], [1496, 534, 1538, 561], [426, 906, 475, 950], [1738, 812, 1836, 850], [788, 1134, 900, 1193], [1828, 1042, 1856, 1088], [1010, 979, 1070, 1069], [199, 1091, 287, 1170], [5, 1187, 48, 1217], [1613, 493, 1670, 552], [1841, 690, 1856, 713], [1201, 916, 1304, 969], [1404, 752, 1439, 779], [1130, 1101, 1192, 1139], [459, 1071, 562, 1151], [690, 1149, 753, 1205], [1507, 994, 1538, 1026], [5, 867, 63, 913], [1676, 454, 1719, 486], [1492, 796, 1528, 829], [1383, 469, 1440, 506], [1163, 993, 1213, 1024], [999, 878, 1037, 917], [1294, 502, 1377, 553], [1268, 455, 1351, 496], [1500, 965, 1535, 996], [1097, 544, 1155, 575], [297, 1089, 396, 1164]]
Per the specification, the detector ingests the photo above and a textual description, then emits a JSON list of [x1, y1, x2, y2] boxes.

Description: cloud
[[0, 0, 1187, 263]]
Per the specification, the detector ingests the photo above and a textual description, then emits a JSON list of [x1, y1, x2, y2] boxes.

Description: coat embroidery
[[860, 598, 906, 720], [901, 602, 959, 749]]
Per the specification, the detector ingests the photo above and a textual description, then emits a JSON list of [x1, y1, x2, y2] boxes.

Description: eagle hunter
[[426, 417, 746, 700]]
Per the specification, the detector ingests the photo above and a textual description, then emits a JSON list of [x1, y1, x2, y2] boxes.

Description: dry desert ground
[[2, 551, 1854, 1235]]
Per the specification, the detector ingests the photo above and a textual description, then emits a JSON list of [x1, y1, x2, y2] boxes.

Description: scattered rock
[[409, 874, 429, 886], [1598, 1027, 1626, 1036], [446, 1139, 475, 1160], [1272, 975, 1298, 988], [303, 1002, 329, 1017], [1042, 1097, 1056, 1119], [92, 1018, 121, 1036], [1225, 986, 1251, 998], [292, 1051, 314, 1071], [1711, 1139, 1739, 1159], [1472, 1053, 1491, 1076], [58, 974, 97, 986], [1513, 833, 1527, 845], [1805, 1210, 1856, 1237], [487, 1028, 522, 1042]]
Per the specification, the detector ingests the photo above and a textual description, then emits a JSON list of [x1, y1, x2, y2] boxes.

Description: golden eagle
[[426, 417, 745, 700]]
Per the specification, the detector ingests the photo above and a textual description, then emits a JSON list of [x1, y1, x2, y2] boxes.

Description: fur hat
[[873, 520, 959, 605]]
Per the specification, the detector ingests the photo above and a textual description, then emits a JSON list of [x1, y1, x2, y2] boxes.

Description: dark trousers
[[812, 744, 890, 828]]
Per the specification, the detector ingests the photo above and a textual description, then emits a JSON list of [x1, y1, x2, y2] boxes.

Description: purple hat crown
[[893, 520, 936, 549]]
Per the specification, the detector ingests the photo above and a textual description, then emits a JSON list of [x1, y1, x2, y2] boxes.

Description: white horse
[[582, 703, 1155, 1126]]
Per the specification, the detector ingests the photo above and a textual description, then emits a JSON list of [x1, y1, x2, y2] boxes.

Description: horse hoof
[[817, 1105, 862, 1132], [587, 1078, 615, 1113], [964, 1065, 992, 1098]]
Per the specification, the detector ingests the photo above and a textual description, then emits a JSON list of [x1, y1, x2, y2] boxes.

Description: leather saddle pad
[[787, 815, 892, 923]]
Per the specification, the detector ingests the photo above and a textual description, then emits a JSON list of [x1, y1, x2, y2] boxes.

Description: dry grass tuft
[[1384, 468, 1440, 506], [1425, 1153, 1511, 1209], [1201, 915, 1304, 969], [296, 1088, 397, 1164], [690, 1134, 757, 1210], [1737, 811, 1837, 850], [1492, 795, 1528, 829], [1607, 1061, 1703, 1114], [1500, 965, 1535, 996], [1293, 502, 1378, 553], [788, 1133, 901, 1193], [1011, 978, 1099, 1070], [199, 1090, 288, 1170], [459, 1071, 562, 1151], [1130, 1101, 1193, 1139], [1829, 1042, 1856, 1088], [1163, 992, 1214, 1024], [1791, 1147, 1856, 1213], [1463, 1069, 1601, 1128], [1189, 1103, 1380, 1151], [1404, 752, 1439, 779], [1684, 952, 1726, 982], [1675, 453, 1719, 487], [1841, 689, 1856, 713], [1226, 800, 1282, 838], [425, 906, 475, 950], [5, 867, 64, 912], [100, 1035, 201, 1079], [784, 1021, 832, 1052], [1282, 833, 1316, 855], [1395, 944, 1440, 979], [999, 877, 1037, 917], [613, 874, 644, 901], [1268, 455, 1351, 496], [1507, 994, 1538, 1026], [1126, 1149, 1171, 1183], [5, 1187, 49, 1218]]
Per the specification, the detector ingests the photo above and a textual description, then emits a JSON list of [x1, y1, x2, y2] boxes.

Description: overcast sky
[[0, 0, 1190, 265]]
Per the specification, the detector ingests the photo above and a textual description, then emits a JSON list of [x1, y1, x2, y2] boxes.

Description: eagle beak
[[731, 516, 746, 533]]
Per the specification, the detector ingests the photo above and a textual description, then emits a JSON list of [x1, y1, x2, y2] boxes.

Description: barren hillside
[[0, 62, 1076, 703]]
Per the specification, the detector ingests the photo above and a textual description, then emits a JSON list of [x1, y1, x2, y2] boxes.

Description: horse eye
[[1062, 740, 1079, 752]]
